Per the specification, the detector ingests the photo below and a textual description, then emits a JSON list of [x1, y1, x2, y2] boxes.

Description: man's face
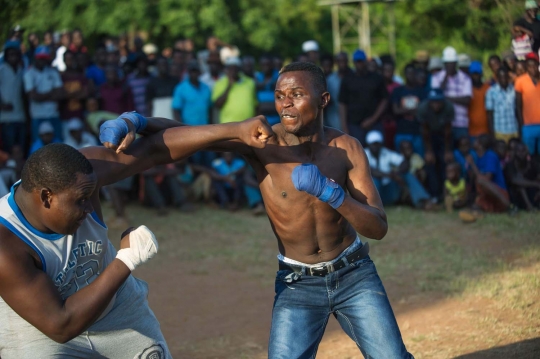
[[61, 33, 71, 47], [242, 59, 254, 76], [399, 141, 413, 159], [5, 49, 21, 67], [28, 33, 39, 46], [307, 51, 319, 64], [354, 60, 366, 73], [70, 129, 83, 142], [105, 67, 118, 83], [368, 142, 382, 156], [35, 57, 48, 70], [515, 61, 526, 76], [444, 62, 457, 75], [458, 137, 471, 155], [188, 69, 200, 82], [42, 172, 97, 235], [137, 59, 148, 73], [72, 31, 83, 47], [260, 58, 272, 75], [321, 59, 333, 76], [40, 132, 54, 145], [335, 54, 348, 71], [107, 51, 119, 65], [274, 71, 327, 135], [515, 143, 529, 162], [526, 59, 539, 76], [86, 98, 99, 112], [526, 8, 538, 18], [172, 51, 184, 65], [382, 63, 394, 82], [77, 53, 89, 70], [404, 67, 415, 85], [489, 58, 501, 73], [471, 73, 482, 83], [415, 69, 427, 87], [226, 65, 240, 80], [273, 57, 283, 71], [367, 59, 380, 73], [497, 71, 509, 87], [429, 100, 443, 113]]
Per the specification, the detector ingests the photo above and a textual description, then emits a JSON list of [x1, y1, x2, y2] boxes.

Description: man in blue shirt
[[255, 55, 279, 125], [172, 61, 211, 126], [211, 152, 246, 210], [466, 135, 510, 212]]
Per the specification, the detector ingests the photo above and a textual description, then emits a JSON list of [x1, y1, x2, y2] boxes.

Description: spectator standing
[[172, 61, 211, 125], [24, 45, 63, 141], [60, 51, 88, 132], [486, 68, 519, 143], [211, 153, 246, 210], [52, 30, 70, 72], [392, 64, 428, 155], [100, 65, 133, 114], [85, 47, 107, 87], [339, 49, 388, 145], [69, 29, 87, 54], [488, 55, 502, 85], [146, 57, 178, 118], [513, 1, 540, 53], [25, 32, 40, 66], [199, 50, 222, 125], [418, 89, 455, 199], [255, 55, 280, 125], [63, 118, 97, 150], [515, 53, 540, 155], [431, 46, 472, 140], [504, 141, 540, 210], [468, 61, 491, 139], [322, 52, 350, 130], [242, 56, 256, 79], [212, 57, 257, 124], [0, 41, 27, 153], [126, 55, 152, 116], [302, 40, 320, 64], [512, 25, 534, 60]]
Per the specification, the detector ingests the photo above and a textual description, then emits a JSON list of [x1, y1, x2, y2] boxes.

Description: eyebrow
[[274, 86, 305, 92]]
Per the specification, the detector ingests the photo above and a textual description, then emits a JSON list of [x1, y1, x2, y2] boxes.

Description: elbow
[[43, 321, 78, 344], [372, 221, 388, 241]]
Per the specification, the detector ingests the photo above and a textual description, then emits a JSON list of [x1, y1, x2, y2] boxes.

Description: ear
[[40, 188, 53, 209], [320, 92, 330, 109]]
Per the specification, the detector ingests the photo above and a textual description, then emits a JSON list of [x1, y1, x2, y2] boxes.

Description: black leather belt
[[279, 242, 370, 277]]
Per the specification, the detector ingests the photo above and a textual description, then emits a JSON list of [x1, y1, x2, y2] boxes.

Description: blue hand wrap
[[99, 112, 147, 145], [291, 164, 345, 209]]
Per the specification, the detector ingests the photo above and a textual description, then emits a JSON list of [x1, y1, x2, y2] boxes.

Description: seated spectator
[[365, 131, 432, 209], [494, 139, 509, 169], [100, 65, 133, 114], [454, 136, 477, 178], [174, 160, 213, 205], [468, 61, 490, 139], [486, 68, 519, 143], [211, 152, 246, 210], [515, 52, 540, 156], [392, 64, 428, 155], [504, 141, 540, 211], [418, 88, 455, 200], [466, 135, 510, 213], [399, 140, 426, 184], [142, 164, 185, 215], [444, 162, 467, 213], [85, 97, 119, 136], [146, 57, 178, 118], [244, 165, 265, 216], [63, 118, 97, 150], [29, 121, 61, 154]]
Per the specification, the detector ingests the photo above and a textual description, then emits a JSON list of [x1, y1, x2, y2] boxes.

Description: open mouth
[[281, 114, 297, 120]]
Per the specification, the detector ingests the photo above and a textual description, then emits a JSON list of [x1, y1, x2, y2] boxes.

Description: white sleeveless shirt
[[0, 182, 117, 322]]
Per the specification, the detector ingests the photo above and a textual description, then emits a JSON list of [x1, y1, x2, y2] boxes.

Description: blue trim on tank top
[[8, 181, 64, 240], [0, 216, 47, 272], [90, 211, 107, 229]]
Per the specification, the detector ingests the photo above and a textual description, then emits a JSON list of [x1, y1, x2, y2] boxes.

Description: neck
[[284, 121, 325, 145], [13, 187, 53, 234]]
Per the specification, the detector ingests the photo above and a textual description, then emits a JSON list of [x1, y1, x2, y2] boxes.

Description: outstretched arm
[[83, 117, 274, 188]]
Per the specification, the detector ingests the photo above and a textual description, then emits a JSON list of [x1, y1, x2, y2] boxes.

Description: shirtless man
[[101, 62, 413, 358], [0, 118, 272, 358]]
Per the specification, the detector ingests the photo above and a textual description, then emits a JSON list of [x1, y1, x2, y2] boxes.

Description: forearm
[[52, 260, 130, 343], [139, 116, 184, 136], [336, 197, 388, 240], [214, 87, 231, 108], [371, 99, 389, 121], [511, 178, 540, 189]]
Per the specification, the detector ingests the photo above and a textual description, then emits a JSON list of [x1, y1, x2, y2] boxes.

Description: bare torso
[[244, 125, 359, 264]]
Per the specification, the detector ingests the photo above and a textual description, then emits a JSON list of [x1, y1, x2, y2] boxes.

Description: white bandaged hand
[[116, 225, 158, 271]]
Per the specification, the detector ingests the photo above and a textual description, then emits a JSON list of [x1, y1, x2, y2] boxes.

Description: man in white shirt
[[63, 118, 97, 150], [365, 131, 432, 208], [24, 45, 63, 142]]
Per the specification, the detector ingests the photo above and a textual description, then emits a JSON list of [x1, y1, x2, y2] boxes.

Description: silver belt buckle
[[309, 263, 334, 276]]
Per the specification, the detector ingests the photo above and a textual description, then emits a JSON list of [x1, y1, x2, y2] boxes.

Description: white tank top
[[0, 182, 117, 318]]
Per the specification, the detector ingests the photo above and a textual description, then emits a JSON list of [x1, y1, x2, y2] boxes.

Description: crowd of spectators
[[0, 0, 539, 226]]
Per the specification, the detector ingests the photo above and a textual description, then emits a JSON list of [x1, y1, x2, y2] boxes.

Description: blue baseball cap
[[353, 49, 367, 62], [35, 45, 51, 59], [3, 40, 20, 51], [428, 88, 445, 101], [469, 61, 483, 74]]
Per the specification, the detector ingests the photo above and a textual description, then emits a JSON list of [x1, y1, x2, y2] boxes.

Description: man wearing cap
[[414, 50, 430, 72], [458, 54, 472, 75], [302, 40, 320, 64], [365, 130, 432, 209], [212, 56, 257, 124], [63, 118, 97, 150], [339, 49, 389, 146], [418, 88, 455, 199], [515, 52, 540, 155], [29, 121, 61, 154], [431, 46, 473, 140], [486, 68, 519, 143], [0, 41, 27, 153], [468, 61, 491, 138], [85, 47, 108, 87], [514, 1, 540, 53], [173, 59, 211, 124], [24, 45, 64, 142], [146, 57, 178, 118]]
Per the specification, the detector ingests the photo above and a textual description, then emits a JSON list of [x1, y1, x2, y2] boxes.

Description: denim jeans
[[522, 124, 540, 156], [373, 173, 430, 207], [0, 122, 26, 153], [269, 257, 413, 359]]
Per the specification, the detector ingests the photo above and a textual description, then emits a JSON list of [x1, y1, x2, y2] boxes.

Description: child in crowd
[[399, 140, 426, 184], [444, 162, 467, 213], [454, 136, 477, 179], [494, 139, 509, 170]]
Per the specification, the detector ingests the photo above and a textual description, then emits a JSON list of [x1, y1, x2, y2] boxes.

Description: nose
[[282, 96, 293, 108]]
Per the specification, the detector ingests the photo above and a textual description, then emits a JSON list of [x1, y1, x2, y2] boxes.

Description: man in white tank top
[[0, 116, 274, 358]]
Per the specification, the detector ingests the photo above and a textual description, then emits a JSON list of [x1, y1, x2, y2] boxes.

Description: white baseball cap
[[302, 40, 319, 53], [67, 118, 84, 131], [457, 53, 471, 68], [442, 46, 458, 63], [224, 56, 241, 67], [38, 121, 54, 135], [366, 131, 384, 145]]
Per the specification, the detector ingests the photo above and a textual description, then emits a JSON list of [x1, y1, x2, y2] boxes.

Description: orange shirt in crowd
[[515, 74, 540, 126], [468, 83, 491, 136]]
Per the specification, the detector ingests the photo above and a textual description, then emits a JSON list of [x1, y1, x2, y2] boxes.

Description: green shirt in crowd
[[212, 75, 257, 124]]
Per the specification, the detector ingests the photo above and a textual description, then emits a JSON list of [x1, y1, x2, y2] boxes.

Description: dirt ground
[[105, 205, 540, 358]]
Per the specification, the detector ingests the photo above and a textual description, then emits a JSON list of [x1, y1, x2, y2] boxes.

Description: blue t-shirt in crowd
[[172, 80, 212, 126], [85, 65, 106, 87], [454, 149, 478, 176], [29, 138, 61, 154], [212, 157, 245, 176], [391, 85, 428, 135], [255, 71, 279, 125], [475, 150, 507, 190]]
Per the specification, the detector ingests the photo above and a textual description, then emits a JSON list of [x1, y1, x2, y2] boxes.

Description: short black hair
[[279, 61, 327, 95], [320, 54, 334, 64], [404, 63, 415, 73], [21, 143, 94, 193], [489, 55, 501, 63], [476, 134, 492, 150]]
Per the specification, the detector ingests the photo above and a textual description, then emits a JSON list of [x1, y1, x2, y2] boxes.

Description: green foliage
[[1, 0, 526, 64]]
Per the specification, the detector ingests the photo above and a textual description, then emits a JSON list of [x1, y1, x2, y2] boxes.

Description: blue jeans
[[394, 133, 424, 157], [373, 173, 430, 207], [269, 257, 412, 358], [0, 122, 26, 153], [522, 124, 540, 156], [32, 117, 63, 142]]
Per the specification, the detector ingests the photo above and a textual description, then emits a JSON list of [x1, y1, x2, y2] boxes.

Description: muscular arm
[[0, 228, 131, 344], [336, 139, 388, 240]]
